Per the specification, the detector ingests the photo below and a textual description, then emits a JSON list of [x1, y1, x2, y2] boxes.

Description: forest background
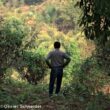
[[0, 0, 110, 110]]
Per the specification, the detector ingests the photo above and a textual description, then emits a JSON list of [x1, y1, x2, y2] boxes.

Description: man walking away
[[45, 41, 71, 97]]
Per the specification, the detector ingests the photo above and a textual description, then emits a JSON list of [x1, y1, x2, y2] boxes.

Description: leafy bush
[[63, 40, 81, 85], [42, 5, 59, 23], [21, 48, 47, 84], [96, 46, 110, 76], [86, 93, 110, 110], [64, 54, 110, 99], [72, 57, 107, 95], [0, 17, 28, 77]]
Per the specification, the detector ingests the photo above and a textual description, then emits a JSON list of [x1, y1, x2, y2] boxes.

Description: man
[[45, 41, 71, 97]]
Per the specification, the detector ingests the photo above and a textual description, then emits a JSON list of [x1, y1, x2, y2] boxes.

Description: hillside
[[0, 0, 110, 110]]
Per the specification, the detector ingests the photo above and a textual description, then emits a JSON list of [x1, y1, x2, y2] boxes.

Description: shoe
[[55, 94, 58, 96]]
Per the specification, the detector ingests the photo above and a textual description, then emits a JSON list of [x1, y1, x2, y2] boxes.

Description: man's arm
[[63, 57, 71, 68], [63, 53, 71, 68], [45, 59, 51, 68], [45, 52, 52, 68]]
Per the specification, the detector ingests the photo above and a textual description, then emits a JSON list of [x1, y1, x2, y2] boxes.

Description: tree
[[79, 0, 110, 75], [0, 17, 28, 77], [79, 0, 110, 46]]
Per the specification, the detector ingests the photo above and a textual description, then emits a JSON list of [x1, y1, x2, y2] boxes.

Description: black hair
[[54, 41, 61, 49]]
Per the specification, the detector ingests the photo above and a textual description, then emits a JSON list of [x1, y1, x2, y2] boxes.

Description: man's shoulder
[[49, 49, 65, 55], [48, 50, 54, 55], [59, 50, 66, 54]]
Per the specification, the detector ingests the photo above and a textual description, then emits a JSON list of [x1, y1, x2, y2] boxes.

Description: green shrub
[[65, 55, 109, 98], [22, 48, 47, 84], [62, 40, 81, 85], [86, 93, 110, 110], [42, 5, 59, 23], [0, 17, 28, 77]]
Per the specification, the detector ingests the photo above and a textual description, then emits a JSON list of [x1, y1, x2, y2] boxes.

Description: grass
[[0, 74, 110, 110]]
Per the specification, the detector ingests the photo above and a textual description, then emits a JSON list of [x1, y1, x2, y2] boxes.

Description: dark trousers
[[49, 67, 63, 95]]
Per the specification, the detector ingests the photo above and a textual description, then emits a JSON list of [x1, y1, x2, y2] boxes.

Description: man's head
[[54, 41, 61, 49]]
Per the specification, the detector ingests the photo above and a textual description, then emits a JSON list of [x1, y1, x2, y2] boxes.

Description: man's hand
[[45, 59, 52, 69], [63, 58, 71, 68], [48, 64, 52, 69], [63, 64, 66, 68]]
